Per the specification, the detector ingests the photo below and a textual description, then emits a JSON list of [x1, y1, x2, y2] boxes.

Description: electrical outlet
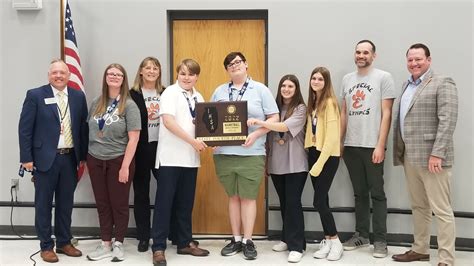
[[11, 178, 19, 191]]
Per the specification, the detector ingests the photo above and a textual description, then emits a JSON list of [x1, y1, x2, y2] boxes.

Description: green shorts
[[213, 155, 265, 200]]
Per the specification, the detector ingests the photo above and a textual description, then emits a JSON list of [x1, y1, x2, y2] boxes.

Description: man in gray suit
[[392, 43, 458, 266]]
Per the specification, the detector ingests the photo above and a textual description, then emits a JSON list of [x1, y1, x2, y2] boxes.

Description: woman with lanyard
[[129, 57, 165, 252], [86, 63, 141, 262], [304, 66, 343, 261], [247, 74, 308, 263], [211, 52, 279, 261], [151, 59, 209, 266]]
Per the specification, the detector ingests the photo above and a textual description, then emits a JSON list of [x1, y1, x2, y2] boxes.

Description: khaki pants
[[403, 160, 455, 265]]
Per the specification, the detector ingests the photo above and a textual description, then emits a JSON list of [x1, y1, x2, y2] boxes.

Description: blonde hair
[[131, 56, 163, 94]]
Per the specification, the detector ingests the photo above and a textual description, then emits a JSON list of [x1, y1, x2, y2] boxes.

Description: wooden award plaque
[[195, 101, 248, 146]]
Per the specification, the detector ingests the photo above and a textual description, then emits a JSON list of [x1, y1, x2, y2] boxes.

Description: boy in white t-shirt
[[151, 59, 209, 265]]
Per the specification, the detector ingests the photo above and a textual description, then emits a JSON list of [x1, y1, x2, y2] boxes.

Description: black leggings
[[271, 172, 308, 252], [308, 147, 339, 237]]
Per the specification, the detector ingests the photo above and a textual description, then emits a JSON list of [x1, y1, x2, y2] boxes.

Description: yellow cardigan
[[304, 99, 341, 176]]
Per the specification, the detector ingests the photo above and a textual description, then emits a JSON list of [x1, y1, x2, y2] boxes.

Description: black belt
[[57, 148, 74, 154]]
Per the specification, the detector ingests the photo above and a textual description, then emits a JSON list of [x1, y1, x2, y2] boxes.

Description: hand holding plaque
[[195, 101, 248, 146]]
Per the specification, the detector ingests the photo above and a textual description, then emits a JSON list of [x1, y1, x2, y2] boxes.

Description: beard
[[355, 60, 371, 68]]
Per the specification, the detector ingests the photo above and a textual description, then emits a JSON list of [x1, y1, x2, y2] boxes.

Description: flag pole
[[60, 0, 65, 60]]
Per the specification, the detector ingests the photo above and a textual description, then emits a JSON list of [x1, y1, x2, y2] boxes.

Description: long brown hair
[[275, 74, 305, 120], [93, 63, 130, 116], [131, 56, 163, 94], [307, 67, 339, 117]]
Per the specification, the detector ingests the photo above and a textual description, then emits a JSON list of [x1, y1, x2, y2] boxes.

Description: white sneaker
[[87, 241, 112, 261], [111, 241, 124, 262], [327, 238, 343, 261], [288, 251, 303, 263], [272, 241, 288, 252], [313, 239, 332, 259]]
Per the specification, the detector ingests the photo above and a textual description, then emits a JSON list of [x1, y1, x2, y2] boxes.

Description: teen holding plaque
[[304, 67, 343, 261], [212, 52, 279, 260], [151, 59, 209, 266], [247, 74, 308, 263]]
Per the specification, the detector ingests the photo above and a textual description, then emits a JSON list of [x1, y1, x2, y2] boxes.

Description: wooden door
[[171, 19, 267, 234]]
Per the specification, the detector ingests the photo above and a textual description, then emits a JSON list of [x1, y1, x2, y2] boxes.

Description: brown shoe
[[56, 244, 82, 257], [438, 263, 448, 266], [177, 241, 210, 256], [153, 250, 166, 266], [40, 249, 59, 263], [392, 250, 429, 262]]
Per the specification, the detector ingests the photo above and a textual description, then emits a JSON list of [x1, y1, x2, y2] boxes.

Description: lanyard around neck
[[278, 109, 286, 139], [228, 79, 249, 101], [182, 91, 198, 120], [311, 110, 318, 136], [56, 98, 69, 123], [98, 95, 120, 131]]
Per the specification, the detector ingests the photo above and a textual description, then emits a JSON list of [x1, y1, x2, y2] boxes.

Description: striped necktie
[[58, 91, 73, 147]]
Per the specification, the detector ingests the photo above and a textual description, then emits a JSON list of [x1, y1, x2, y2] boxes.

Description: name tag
[[44, 97, 57, 105]]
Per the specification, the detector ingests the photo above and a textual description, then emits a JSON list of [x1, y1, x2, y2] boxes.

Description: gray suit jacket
[[393, 70, 458, 168]]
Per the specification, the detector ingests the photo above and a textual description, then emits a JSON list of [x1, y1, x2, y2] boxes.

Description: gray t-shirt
[[341, 68, 395, 148], [88, 97, 141, 160], [268, 104, 308, 175]]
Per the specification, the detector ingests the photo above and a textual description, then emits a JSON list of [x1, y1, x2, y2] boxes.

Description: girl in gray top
[[247, 74, 308, 263], [86, 63, 141, 262]]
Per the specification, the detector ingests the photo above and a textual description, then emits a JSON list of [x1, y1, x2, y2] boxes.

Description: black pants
[[151, 166, 197, 251], [132, 141, 158, 241], [308, 147, 339, 237], [271, 172, 308, 252]]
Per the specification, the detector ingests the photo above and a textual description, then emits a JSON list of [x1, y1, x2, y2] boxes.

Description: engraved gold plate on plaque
[[223, 122, 241, 134]]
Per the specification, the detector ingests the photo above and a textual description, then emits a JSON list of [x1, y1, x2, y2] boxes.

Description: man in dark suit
[[392, 44, 458, 266], [19, 59, 88, 263]]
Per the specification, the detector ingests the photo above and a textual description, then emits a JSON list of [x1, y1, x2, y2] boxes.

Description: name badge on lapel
[[44, 97, 57, 105]]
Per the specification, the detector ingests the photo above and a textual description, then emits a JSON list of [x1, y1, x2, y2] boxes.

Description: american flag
[[64, 0, 85, 179], [64, 0, 84, 92]]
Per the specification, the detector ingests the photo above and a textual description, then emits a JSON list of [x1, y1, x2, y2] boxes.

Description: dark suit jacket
[[19, 84, 88, 172], [393, 70, 458, 168]]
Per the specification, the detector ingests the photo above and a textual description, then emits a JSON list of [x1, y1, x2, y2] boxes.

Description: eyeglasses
[[106, 72, 124, 78], [226, 60, 243, 69]]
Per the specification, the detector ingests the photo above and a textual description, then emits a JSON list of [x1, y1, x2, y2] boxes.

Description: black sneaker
[[243, 240, 257, 260], [221, 237, 242, 256]]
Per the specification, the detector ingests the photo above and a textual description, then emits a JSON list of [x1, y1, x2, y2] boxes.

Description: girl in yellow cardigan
[[304, 67, 343, 261]]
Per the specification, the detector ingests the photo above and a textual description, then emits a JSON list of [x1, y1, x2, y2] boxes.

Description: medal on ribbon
[[97, 95, 120, 138], [278, 131, 285, 145]]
